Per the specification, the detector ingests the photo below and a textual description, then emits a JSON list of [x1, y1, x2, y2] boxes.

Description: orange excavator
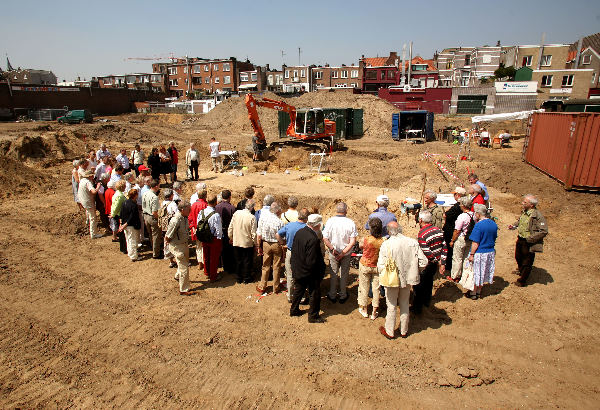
[[244, 94, 339, 160]]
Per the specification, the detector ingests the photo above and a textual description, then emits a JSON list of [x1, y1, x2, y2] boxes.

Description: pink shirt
[[454, 211, 474, 237]]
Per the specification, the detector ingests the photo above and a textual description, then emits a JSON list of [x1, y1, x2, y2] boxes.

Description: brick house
[[312, 64, 361, 90], [266, 70, 284, 92], [238, 65, 268, 92], [281, 65, 313, 92], [98, 73, 166, 92], [360, 53, 438, 93], [567, 32, 600, 97], [435, 46, 501, 87], [2, 69, 57, 85]]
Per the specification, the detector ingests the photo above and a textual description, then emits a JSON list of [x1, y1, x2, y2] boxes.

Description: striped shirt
[[257, 210, 284, 243], [417, 224, 448, 265]]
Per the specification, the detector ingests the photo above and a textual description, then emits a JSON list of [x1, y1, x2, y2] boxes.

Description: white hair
[[471, 184, 482, 193], [524, 194, 538, 207], [387, 223, 403, 236], [195, 182, 206, 192], [72, 159, 80, 168], [424, 190, 437, 200], [473, 204, 487, 217], [287, 196, 298, 208], [418, 211, 433, 223], [270, 201, 281, 214], [263, 195, 275, 206], [458, 196, 472, 208]]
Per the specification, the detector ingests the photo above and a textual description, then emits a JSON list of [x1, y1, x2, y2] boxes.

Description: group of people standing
[[72, 152, 549, 338]]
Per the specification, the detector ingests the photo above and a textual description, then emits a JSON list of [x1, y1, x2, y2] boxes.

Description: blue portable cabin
[[392, 111, 434, 142]]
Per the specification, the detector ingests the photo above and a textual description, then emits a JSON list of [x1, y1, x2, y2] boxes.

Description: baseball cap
[[453, 187, 467, 195], [376, 194, 389, 203], [307, 214, 322, 225], [138, 165, 149, 171]]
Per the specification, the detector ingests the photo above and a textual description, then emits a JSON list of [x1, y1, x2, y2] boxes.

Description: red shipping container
[[525, 112, 600, 190]]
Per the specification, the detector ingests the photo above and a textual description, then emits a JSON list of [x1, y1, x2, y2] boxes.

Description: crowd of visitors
[[71, 143, 549, 338]]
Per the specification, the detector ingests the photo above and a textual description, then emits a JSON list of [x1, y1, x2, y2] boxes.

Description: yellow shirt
[[518, 209, 532, 239]]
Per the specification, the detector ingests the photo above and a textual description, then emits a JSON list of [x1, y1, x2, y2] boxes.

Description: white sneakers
[[359, 307, 378, 320]]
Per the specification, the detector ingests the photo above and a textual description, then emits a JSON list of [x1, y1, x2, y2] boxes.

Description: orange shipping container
[[524, 112, 600, 190]]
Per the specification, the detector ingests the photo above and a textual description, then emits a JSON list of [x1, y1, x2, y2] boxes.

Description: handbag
[[459, 260, 475, 291], [379, 248, 400, 288]]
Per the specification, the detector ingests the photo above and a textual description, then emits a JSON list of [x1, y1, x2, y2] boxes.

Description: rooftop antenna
[[298, 47, 302, 65], [400, 44, 407, 86], [281, 50, 286, 66]]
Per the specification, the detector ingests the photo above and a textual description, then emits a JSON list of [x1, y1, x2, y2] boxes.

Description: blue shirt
[[469, 218, 497, 253], [255, 205, 270, 223], [476, 180, 489, 202], [277, 221, 306, 249], [365, 207, 397, 236]]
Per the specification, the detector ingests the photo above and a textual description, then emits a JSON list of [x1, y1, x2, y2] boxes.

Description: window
[[151, 74, 161, 82], [126, 76, 134, 84], [285, 70, 290, 78], [300, 69, 306, 77], [412, 64, 427, 71], [293, 70, 298, 78], [582, 55, 592, 65], [541, 75, 553, 87], [240, 73, 249, 82], [561, 75, 573, 87], [482, 54, 492, 64], [332, 70, 338, 79], [464, 54, 471, 66], [592, 72, 596, 84], [184, 78, 188, 84], [380, 71, 386, 80], [541, 55, 552, 66], [276, 74, 282, 85], [446, 61, 453, 69], [194, 65, 201, 73], [168, 67, 177, 75], [351, 70, 358, 78], [268, 75, 273, 85], [314, 71, 323, 80], [223, 63, 230, 71], [251, 72, 257, 81], [224, 76, 231, 84], [387, 70, 395, 79], [341, 70, 348, 78], [104, 78, 112, 85], [169, 79, 178, 87], [205, 77, 210, 84], [522, 55, 533, 67], [204, 65, 209, 72], [365, 71, 377, 80], [213, 64, 219, 71], [183, 67, 188, 74], [214, 77, 220, 84]]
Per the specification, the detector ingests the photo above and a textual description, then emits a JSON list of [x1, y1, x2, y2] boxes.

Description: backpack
[[197, 209, 216, 243], [465, 213, 476, 240], [158, 201, 172, 231]]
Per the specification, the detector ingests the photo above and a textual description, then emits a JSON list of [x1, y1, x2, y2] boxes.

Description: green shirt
[[110, 190, 125, 218], [517, 209, 533, 239]]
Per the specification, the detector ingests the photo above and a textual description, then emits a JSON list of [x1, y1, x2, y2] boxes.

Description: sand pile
[[0, 131, 87, 164], [0, 156, 51, 198]]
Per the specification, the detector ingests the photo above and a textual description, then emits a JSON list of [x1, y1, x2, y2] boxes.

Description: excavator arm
[[245, 94, 297, 144]]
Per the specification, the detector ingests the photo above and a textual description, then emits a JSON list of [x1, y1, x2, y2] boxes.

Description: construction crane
[[245, 94, 340, 160]]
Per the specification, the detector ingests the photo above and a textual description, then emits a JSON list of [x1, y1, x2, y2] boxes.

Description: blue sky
[[2, 0, 599, 81]]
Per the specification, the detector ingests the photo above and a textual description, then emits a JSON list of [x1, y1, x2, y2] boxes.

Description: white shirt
[[94, 163, 107, 181], [190, 192, 199, 204], [88, 159, 97, 169], [209, 141, 220, 158], [197, 206, 223, 239], [187, 149, 199, 163], [173, 191, 181, 202], [131, 149, 145, 165], [162, 199, 178, 216], [116, 153, 130, 169], [77, 177, 95, 209], [455, 211, 475, 237], [323, 215, 358, 253], [96, 148, 111, 161]]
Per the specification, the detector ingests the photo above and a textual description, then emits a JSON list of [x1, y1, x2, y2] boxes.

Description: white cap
[[307, 214, 322, 226], [453, 187, 467, 195], [376, 194, 389, 204]]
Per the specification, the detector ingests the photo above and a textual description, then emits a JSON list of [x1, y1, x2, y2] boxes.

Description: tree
[[494, 64, 516, 80]]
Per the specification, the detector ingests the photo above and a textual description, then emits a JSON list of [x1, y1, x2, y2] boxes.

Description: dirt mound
[[0, 131, 87, 165], [0, 156, 51, 198]]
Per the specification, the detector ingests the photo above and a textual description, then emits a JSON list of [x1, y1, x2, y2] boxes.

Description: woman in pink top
[[358, 218, 384, 320], [449, 196, 474, 281]]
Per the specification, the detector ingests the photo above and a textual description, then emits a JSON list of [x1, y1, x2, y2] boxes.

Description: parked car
[[57, 110, 93, 124]]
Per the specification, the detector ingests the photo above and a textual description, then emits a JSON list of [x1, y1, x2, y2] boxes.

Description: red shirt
[[471, 193, 485, 211], [188, 199, 208, 241], [105, 188, 115, 215]]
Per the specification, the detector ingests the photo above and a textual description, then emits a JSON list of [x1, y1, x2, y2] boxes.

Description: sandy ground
[[0, 112, 599, 408]]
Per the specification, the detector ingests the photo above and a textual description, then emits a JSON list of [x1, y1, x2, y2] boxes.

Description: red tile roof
[[363, 57, 388, 67], [404, 56, 437, 71]]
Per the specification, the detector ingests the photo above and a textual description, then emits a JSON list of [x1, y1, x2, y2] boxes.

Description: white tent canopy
[[471, 109, 544, 123]]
